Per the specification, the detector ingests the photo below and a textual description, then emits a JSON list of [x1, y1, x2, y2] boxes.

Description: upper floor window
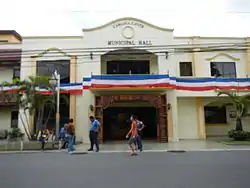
[[179, 62, 193, 76], [37, 60, 70, 83], [210, 62, 236, 78], [107, 60, 150, 75], [13, 67, 20, 79]]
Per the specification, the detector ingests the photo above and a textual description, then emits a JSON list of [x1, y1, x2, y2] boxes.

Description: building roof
[[0, 30, 22, 41]]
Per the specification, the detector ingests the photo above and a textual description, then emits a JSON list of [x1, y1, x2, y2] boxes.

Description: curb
[[1, 148, 250, 154]]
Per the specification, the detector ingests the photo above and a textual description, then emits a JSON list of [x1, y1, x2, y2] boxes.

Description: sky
[[0, 0, 250, 37]]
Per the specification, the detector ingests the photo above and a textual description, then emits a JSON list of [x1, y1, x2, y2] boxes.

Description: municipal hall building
[[1, 17, 250, 143]]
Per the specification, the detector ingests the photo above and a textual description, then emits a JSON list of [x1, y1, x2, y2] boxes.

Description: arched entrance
[[95, 94, 168, 143], [100, 48, 158, 75]]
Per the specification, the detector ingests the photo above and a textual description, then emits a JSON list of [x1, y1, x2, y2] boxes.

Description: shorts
[[128, 135, 137, 145]]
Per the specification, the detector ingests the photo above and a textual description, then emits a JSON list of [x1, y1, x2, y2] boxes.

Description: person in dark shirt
[[39, 129, 49, 150], [88, 116, 100, 152], [136, 119, 145, 152]]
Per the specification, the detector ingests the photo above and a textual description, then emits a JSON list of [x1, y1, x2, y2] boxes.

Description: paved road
[[0, 151, 250, 188]]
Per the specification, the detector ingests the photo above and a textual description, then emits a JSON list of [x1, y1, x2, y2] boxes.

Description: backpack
[[136, 120, 143, 129]]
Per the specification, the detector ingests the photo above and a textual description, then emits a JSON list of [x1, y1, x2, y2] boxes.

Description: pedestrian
[[39, 129, 49, 150], [59, 124, 68, 149], [88, 116, 100, 152], [126, 115, 138, 155], [136, 118, 145, 152], [66, 119, 75, 154]]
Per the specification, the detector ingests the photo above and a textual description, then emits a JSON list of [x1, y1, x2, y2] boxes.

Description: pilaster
[[196, 97, 206, 139]]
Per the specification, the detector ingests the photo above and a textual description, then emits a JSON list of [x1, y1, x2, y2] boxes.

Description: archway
[[95, 94, 168, 144], [100, 48, 158, 75]]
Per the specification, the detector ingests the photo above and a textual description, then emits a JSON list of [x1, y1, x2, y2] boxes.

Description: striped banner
[[83, 75, 250, 91], [0, 83, 83, 95]]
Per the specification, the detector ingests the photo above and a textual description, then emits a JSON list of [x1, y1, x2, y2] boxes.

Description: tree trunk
[[19, 112, 31, 140], [44, 108, 52, 129], [236, 116, 243, 131]]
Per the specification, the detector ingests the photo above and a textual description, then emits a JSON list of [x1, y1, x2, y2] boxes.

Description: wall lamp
[[89, 104, 94, 112], [165, 52, 169, 59], [167, 103, 171, 110]]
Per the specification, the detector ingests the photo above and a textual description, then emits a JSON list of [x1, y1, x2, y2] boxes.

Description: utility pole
[[52, 70, 60, 142]]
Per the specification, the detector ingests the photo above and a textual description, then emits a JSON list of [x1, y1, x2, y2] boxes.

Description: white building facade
[[1, 17, 250, 143]]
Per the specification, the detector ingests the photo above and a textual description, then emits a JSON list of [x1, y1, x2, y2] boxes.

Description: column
[[245, 37, 250, 76], [75, 55, 101, 143], [192, 36, 201, 77], [167, 91, 179, 142], [70, 56, 77, 122], [196, 97, 206, 139]]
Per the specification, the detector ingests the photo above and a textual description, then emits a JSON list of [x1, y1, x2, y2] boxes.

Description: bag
[[136, 120, 143, 129]]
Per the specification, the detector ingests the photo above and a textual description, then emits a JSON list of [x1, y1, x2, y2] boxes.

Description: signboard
[[108, 21, 153, 46], [112, 21, 144, 28], [108, 40, 152, 46], [112, 95, 155, 101]]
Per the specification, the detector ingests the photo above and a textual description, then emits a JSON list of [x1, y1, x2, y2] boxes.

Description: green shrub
[[228, 129, 249, 141], [8, 128, 24, 141]]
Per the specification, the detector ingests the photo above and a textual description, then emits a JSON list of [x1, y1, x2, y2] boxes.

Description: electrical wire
[[0, 43, 249, 60], [0, 47, 246, 71], [0, 41, 249, 57]]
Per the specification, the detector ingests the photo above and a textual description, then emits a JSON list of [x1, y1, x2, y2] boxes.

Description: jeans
[[73, 136, 76, 145], [136, 135, 143, 151], [89, 131, 99, 151], [67, 135, 75, 152]]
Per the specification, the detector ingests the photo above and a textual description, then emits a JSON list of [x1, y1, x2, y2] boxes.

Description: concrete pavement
[[0, 151, 250, 188], [1, 140, 250, 154], [75, 140, 250, 152]]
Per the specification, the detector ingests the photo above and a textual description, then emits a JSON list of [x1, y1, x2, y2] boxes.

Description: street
[[0, 151, 250, 188]]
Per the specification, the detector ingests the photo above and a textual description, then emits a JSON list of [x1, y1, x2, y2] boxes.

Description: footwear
[[69, 151, 73, 154], [88, 148, 93, 151], [96, 149, 99, 152]]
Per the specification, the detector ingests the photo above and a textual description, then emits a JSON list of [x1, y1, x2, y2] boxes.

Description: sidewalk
[[74, 140, 250, 153], [1, 140, 250, 154]]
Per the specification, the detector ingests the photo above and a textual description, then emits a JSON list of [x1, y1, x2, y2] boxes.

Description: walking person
[[66, 119, 75, 154], [126, 115, 138, 155], [88, 116, 100, 152], [59, 124, 68, 149], [136, 118, 145, 152]]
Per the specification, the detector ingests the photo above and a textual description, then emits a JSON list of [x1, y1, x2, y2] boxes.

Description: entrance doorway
[[94, 94, 168, 143], [103, 107, 157, 141]]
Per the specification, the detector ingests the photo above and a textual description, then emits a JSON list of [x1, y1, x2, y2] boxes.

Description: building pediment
[[82, 17, 174, 32], [31, 47, 74, 58]]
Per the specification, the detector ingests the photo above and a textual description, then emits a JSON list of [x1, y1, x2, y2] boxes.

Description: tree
[[1, 76, 59, 140], [217, 91, 250, 131]]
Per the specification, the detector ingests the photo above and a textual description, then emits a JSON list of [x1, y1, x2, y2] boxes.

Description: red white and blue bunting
[[1, 75, 250, 94], [83, 75, 250, 91], [0, 83, 83, 95]]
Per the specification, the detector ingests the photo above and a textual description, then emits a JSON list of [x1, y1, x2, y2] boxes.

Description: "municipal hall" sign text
[[108, 40, 152, 46]]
